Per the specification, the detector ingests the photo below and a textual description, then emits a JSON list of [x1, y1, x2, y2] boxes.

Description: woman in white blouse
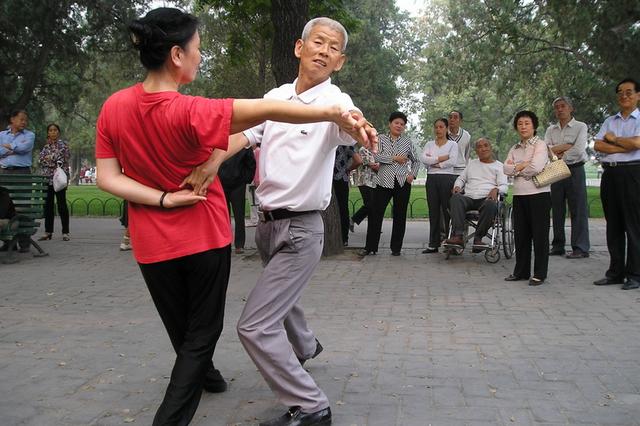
[[421, 118, 459, 253], [503, 110, 551, 286]]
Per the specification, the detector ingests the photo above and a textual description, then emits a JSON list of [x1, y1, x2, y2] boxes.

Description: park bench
[[0, 174, 49, 263]]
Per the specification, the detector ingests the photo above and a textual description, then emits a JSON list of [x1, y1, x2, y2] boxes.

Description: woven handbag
[[532, 145, 571, 188]]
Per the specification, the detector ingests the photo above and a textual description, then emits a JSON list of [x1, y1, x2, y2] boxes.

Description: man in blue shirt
[[0, 110, 35, 174], [593, 78, 640, 290]]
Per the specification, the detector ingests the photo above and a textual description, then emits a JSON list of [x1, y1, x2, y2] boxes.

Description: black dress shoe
[[504, 274, 528, 281], [529, 277, 545, 286], [298, 338, 323, 366], [260, 406, 331, 426], [421, 247, 438, 254], [566, 251, 589, 259], [357, 249, 376, 257], [549, 249, 565, 256], [391, 251, 401, 256], [593, 277, 624, 286], [622, 279, 640, 290], [203, 367, 227, 393]]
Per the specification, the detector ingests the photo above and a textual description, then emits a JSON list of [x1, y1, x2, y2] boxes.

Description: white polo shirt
[[244, 78, 356, 211]]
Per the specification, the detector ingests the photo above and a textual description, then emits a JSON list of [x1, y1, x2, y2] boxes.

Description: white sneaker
[[120, 236, 132, 251]]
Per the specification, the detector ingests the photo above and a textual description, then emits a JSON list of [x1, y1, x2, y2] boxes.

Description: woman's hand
[[162, 189, 207, 208], [393, 155, 408, 164], [370, 162, 380, 172], [515, 161, 530, 172]]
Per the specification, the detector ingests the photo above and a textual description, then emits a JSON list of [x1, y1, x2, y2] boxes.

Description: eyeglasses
[[616, 90, 637, 98]]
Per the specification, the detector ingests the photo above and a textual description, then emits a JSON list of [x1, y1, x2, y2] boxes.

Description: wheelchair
[[442, 195, 515, 263]]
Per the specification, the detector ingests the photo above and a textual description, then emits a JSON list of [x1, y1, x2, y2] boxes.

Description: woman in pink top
[[503, 110, 551, 286], [95, 8, 367, 425]]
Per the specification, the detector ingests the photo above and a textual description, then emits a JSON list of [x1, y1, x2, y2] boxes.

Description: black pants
[[224, 185, 246, 249], [138, 246, 231, 426], [426, 174, 457, 248], [601, 165, 640, 281], [449, 194, 498, 239], [333, 178, 350, 244], [44, 184, 69, 234], [512, 193, 551, 280], [550, 164, 590, 253], [352, 185, 373, 225], [365, 180, 411, 253]]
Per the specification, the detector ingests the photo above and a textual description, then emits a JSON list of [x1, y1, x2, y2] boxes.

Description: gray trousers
[[237, 211, 328, 412], [550, 164, 590, 253], [450, 193, 498, 239]]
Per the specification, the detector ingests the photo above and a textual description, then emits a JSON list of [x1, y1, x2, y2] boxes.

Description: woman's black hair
[[388, 111, 407, 124], [513, 110, 539, 135], [128, 8, 199, 70], [433, 117, 449, 128], [47, 123, 61, 133]]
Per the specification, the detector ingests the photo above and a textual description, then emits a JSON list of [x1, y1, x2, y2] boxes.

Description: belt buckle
[[257, 209, 272, 222], [610, 161, 617, 167]]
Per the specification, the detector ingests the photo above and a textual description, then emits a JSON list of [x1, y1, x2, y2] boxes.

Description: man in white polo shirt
[[233, 17, 377, 426]]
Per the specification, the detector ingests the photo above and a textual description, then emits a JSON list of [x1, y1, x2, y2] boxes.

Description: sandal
[[62, 234, 70, 241], [38, 233, 52, 241]]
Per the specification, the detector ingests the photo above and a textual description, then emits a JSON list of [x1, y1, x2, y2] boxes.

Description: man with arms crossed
[[593, 78, 640, 290], [448, 110, 471, 175], [544, 96, 590, 258], [232, 17, 376, 426]]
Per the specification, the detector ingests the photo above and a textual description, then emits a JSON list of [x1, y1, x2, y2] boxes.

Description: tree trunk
[[320, 188, 345, 256], [270, 0, 308, 86]]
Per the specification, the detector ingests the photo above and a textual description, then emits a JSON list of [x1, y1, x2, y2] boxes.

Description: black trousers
[[365, 180, 411, 253], [601, 165, 640, 281], [426, 174, 457, 248], [352, 185, 373, 225], [333, 179, 350, 244], [224, 185, 246, 249], [44, 184, 70, 234], [550, 164, 590, 253], [449, 194, 498, 239], [512, 193, 551, 280], [138, 246, 231, 426]]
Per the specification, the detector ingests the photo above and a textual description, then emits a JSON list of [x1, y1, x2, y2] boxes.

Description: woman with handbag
[[38, 123, 71, 241], [503, 111, 551, 285]]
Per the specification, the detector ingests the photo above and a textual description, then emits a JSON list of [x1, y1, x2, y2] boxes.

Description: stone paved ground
[[1, 217, 640, 426]]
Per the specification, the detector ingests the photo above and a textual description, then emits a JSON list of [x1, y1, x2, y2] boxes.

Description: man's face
[[553, 100, 573, 122], [475, 139, 492, 161], [10, 112, 28, 132], [616, 82, 639, 111], [448, 112, 461, 130], [295, 24, 346, 82]]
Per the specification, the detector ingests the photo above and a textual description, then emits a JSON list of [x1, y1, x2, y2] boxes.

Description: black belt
[[258, 208, 315, 222], [602, 161, 640, 168], [567, 162, 584, 168]]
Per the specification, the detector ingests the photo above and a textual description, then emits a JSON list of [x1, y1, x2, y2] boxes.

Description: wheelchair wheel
[[484, 246, 501, 263], [502, 203, 515, 259]]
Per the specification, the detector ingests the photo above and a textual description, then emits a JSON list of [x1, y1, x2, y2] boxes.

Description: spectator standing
[[544, 96, 590, 258], [448, 110, 471, 175], [37, 123, 71, 241], [333, 145, 358, 246], [592, 78, 640, 290], [350, 145, 378, 231]]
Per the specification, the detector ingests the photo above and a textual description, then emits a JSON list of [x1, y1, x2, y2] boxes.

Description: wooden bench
[[0, 174, 49, 263]]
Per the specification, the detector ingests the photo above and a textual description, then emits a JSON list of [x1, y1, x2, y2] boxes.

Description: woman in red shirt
[[95, 8, 367, 425]]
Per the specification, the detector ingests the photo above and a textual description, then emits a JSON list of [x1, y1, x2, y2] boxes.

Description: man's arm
[[602, 131, 640, 150], [594, 139, 630, 154], [10, 132, 35, 155]]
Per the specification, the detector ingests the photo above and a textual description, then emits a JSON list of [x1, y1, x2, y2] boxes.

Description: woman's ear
[[170, 45, 183, 68]]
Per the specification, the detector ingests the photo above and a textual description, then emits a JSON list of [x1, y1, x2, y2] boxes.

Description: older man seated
[[445, 138, 508, 251]]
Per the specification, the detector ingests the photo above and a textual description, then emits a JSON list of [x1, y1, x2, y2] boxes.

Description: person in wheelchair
[[445, 138, 508, 252]]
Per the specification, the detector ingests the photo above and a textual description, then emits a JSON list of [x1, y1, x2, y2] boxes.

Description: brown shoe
[[445, 235, 464, 246]]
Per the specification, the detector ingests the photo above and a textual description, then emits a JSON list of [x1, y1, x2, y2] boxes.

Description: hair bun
[[128, 20, 153, 49]]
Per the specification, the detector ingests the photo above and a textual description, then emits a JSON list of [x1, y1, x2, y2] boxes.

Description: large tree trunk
[[270, 0, 343, 256]]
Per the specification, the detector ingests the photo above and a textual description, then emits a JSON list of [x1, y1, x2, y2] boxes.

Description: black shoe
[[505, 274, 528, 281], [357, 249, 376, 257], [298, 339, 323, 366], [203, 367, 227, 393], [529, 277, 545, 286], [260, 406, 331, 426], [549, 249, 565, 256], [422, 247, 438, 254], [566, 251, 589, 259], [391, 251, 401, 256], [593, 277, 624, 286], [622, 279, 640, 290]]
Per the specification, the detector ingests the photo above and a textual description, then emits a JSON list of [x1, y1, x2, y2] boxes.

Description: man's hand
[[604, 132, 618, 145], [162, 189, 207, 208], [486, 188, 499, 201], [180, 161, 219, 196], [1, 143, 11, 149], [345, 109, 378, 153], [393, 155, 408, 164], [452, 186, 462, 194]]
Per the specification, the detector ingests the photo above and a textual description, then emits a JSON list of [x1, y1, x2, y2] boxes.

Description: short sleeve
[[95, 104, 116, 159], [595, 118, 609, 141], [244, 122, 266, 147], [188, 97, 234, 151]]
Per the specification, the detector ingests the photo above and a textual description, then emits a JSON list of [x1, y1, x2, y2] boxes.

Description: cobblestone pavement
[[2, 218, 640, 426]]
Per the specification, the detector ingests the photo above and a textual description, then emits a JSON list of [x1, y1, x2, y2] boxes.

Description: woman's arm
[[420, 142, 437, 165], [97, 158, 205, 208], [503, 147, 518, 176], [437, 142, 459, 168], [520, 139, 549, 176]]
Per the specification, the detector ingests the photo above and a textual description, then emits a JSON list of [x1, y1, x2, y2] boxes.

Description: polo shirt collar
[[614, 108, 640, 120], [551, 117, 577, 130], [289, 78, 332, 104]]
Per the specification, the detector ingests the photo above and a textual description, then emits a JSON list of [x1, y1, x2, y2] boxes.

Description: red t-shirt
[[95, 83, 234, 263]]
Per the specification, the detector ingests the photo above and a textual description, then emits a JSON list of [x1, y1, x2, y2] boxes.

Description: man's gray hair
[[301, 17, 348, 51], [474, 137, 492, 149], [552, 96, 574, 109]]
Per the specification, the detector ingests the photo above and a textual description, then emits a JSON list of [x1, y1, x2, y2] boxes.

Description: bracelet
[[159, 191, 168, 208]]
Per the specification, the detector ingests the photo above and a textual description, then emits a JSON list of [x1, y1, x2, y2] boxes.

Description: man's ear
[[294, 39, 304, 59], [333, 54, 346, 72]]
